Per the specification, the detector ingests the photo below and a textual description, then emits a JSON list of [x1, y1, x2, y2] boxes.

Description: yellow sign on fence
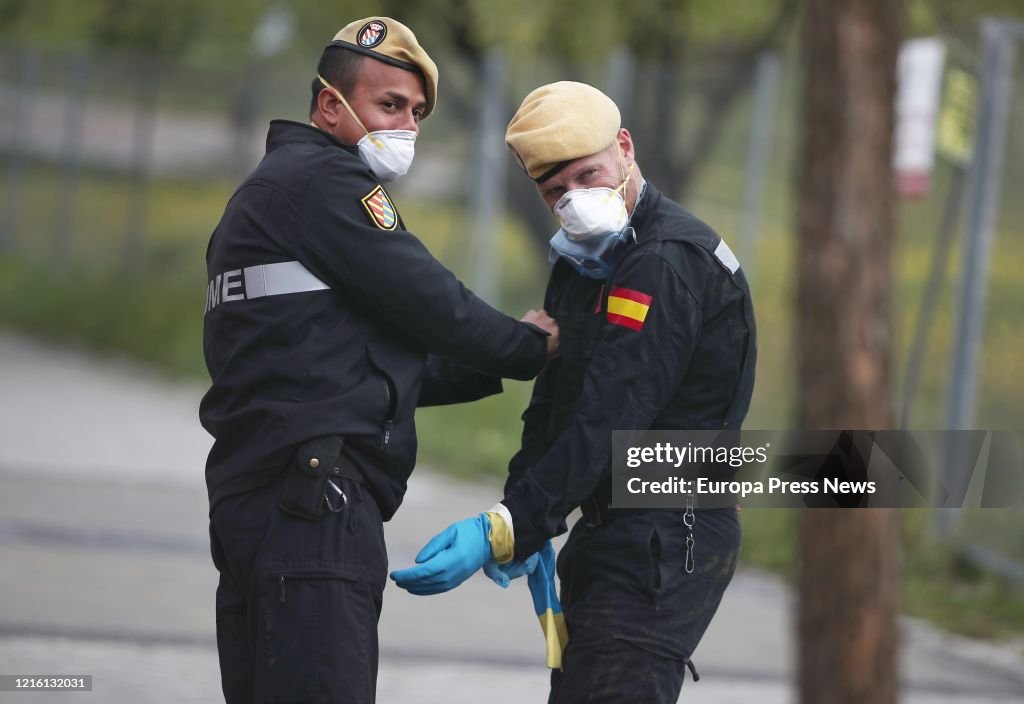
[[936, 68, 977, 166]]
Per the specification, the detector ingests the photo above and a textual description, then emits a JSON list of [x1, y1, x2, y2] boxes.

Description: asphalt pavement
[[0, 330, 1022, 703]]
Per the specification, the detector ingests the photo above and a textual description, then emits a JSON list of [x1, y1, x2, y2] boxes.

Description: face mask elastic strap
[[612, 167, 632, 199], [597, 150, 633, 207], [611, 143, 637, 201], [317, 75, 385, 150]]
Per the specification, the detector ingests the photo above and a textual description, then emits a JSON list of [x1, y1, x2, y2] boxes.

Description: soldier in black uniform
[[200, 18, 558, 704], [392, 82, 757, 703]]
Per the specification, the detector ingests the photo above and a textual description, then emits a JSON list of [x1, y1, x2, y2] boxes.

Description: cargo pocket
[[257, 562, 378, 702]]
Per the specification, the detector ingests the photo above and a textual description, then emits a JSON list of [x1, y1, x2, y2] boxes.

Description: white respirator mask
[[547, 158, 639, 279], [553, 164, 632, 240], [318, 75, 416, 183]]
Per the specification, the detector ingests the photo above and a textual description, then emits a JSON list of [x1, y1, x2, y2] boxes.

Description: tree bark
[[795, 1, 903, 703]]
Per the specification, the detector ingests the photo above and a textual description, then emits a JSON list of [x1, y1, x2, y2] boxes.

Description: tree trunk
[[795, 1, 903, 703]]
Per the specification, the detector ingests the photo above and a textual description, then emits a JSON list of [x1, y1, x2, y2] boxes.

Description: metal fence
[[0, 42, 798, 277], [931, 19, 1024, 580]]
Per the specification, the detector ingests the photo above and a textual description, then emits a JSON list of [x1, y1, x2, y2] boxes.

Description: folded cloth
[[527, 541, 569, 669]]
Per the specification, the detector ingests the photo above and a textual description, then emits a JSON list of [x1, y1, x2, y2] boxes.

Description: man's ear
[[317, 86, 342, 127], [617, 128, 635, 165]]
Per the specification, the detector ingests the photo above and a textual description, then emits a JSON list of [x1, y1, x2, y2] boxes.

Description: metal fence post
[[52, 53, 90, 271], [2, 48, 39, 254], [736, 51, 781, 281], [470, 50, 507, 306], [606, 48, 635, 128], [938, 19, 1017, 537], [899, 164, 968, 431], [122, 56, 160, 266]]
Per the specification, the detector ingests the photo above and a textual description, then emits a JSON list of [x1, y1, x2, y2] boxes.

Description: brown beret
[[505, 81, 621, 181], [329, 17, 439, 119]]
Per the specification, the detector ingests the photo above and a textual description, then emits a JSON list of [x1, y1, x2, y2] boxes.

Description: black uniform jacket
[[502, 183, 757, 556], [201, 120, 547, 518]]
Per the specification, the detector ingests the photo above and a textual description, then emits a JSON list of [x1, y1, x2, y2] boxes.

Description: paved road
[[0, 330, 1022, 703]]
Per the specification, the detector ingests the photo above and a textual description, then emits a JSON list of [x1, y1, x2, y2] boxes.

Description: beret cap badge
[[357, 20, 387, 48]]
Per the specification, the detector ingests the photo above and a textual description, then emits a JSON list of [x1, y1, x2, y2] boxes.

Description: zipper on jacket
[[380, 376, 397, 449]]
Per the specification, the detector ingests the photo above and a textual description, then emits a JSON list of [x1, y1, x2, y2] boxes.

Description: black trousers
[[209, 474, 387, 703], [549, 509, 740, 704]]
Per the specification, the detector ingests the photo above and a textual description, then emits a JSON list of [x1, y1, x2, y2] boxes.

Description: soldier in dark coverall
[[200, 17, 558, 704], [392, 81, 757, 704]]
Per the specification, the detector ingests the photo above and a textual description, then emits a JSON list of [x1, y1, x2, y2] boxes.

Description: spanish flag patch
[[606, 287, 652, 331]]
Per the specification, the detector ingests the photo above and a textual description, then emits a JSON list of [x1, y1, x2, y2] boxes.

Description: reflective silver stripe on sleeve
[[243, 260, 328, 299], [206, 261, 329, 315], [714, 239, 740, 274]]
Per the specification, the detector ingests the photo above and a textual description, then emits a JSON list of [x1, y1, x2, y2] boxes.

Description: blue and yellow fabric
[[485, 510, 515, 563], [528, 541, 569, 669], [390, 510, 568, 669]]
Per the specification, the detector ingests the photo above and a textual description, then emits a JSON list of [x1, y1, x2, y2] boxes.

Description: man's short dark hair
[[310, 46, 365, 118]]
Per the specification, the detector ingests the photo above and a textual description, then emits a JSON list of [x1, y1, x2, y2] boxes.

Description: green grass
[[0, 256, 206, 376], [736, 509, 1024, 640], [902, 510, 1024, 638]]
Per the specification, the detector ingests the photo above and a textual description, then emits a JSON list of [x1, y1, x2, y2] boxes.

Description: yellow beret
[[505, 81, 621, 182], [329, 17, 439, 119]]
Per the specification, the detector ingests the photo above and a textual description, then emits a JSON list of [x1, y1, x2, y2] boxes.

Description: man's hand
[[390, 513, 493, 595], [521, 309, 560, 359]]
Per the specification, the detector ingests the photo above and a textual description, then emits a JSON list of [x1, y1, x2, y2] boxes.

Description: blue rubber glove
[[390, 513, 493, 595], [482, 551, 540, 588]]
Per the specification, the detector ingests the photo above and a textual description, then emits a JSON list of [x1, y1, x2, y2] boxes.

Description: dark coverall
[[200, 120, 548, 703], [501, 183, 757, 703]]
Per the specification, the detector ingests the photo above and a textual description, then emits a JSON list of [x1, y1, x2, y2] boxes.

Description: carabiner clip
[[324, 478, 348, 513]]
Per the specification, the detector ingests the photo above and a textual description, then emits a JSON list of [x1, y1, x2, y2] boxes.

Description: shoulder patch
[[360, 185, 398, 231], [606, 286, 653, 331]]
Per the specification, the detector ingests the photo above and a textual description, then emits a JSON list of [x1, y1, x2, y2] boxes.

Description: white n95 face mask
[[552, 164, 632, 240], [357, 130, 416, 183], [547, 162, 642, 279], [318, 75, 417, 183]]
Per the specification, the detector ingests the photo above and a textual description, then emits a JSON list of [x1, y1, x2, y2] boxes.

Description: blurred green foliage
[[2, 0, 1022, 69]]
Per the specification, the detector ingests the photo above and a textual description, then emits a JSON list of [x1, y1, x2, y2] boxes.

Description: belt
[[330, 460, 365, 485], [579, 495, 682, 528]]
